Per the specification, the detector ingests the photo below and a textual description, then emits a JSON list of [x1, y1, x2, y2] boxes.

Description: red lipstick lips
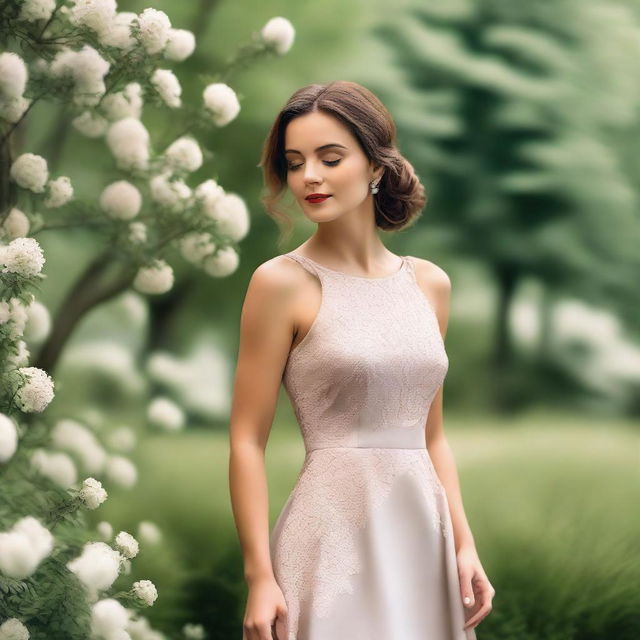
[[305, 193, 332, 204]]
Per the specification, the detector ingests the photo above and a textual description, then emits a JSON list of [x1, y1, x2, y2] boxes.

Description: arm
[[425, 386, 476, 553], [419, 263, 475, 553], [228, 258, 297, 639], [413, 258, 495, 631]]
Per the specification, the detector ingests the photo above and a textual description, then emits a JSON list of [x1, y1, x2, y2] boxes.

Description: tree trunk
[[491, 264, 518, 412], [35, 252, 136, 373]]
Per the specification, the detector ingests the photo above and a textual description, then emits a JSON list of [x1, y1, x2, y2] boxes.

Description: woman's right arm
[[228, 259, 298, 640]]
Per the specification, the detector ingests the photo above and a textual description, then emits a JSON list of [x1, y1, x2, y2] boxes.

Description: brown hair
[[258, 80, 427, 245]]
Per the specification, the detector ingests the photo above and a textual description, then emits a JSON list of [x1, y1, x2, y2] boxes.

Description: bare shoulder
[[406, 256, 451, 299], [245, 254, 306, 303], [406, 256, 451, 336]]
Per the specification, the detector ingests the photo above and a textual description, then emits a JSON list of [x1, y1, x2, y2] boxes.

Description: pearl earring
[[370, 180, 380, 195]]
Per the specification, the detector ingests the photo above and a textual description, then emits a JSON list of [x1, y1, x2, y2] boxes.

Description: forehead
[[284, 111, 354, 151]]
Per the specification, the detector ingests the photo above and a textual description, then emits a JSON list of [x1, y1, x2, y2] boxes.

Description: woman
[[229, 80, 494, 640]]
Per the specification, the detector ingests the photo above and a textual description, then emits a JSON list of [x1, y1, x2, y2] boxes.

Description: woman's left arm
[[414, 258, 496, 631]]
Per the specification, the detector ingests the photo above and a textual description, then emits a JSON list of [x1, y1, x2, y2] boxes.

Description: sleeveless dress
[[269, 252, 476, 640]]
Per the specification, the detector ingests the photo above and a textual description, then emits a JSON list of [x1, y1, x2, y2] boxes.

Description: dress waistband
[[305, 423, 427, 453]]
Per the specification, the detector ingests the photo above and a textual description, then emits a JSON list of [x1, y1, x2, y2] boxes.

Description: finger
[[260, 622, 275, 640], [273, 615, 287, 640], [459, 571, 475, 609], [463, 603, 492, 629], [277, 613, 288, 640]]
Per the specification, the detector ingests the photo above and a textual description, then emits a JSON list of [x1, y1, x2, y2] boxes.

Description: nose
[[303, 160, 323, 185]]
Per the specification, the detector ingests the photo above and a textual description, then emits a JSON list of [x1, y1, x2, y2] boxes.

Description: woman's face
[[284, 110, 382, 223]]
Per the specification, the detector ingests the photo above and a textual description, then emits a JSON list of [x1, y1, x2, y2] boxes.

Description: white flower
[[74, 45, 110, 89], [132, 579, 157, 606], [137, 521, 162, 546], [44, 176, 74, 208], [0, 297, 29, 338], [1, 237, 45, 278], [100, 181, 142, 220], [0, 413, 18, 463], [106, 117, 150, 170], [0, 53, 28, 99], [19, 0, 56, 22], [136, 8, 171, 54], [8, 339, 30, 368], [0, 96, 31, 124], [106, 426, 136, 453], [196, 178, 226, 217], [96, 521, 113, 541], [104, 455, 137, 488], [70, 0, 117, 36], [261, 17, 295, 55], [0, 516, 54, 579], [202, 83, 240, 126], [182, 623, 206, 640], [100, 11, 137, 50], [179, 232, 216, 265], [55, 45, 110, 107], [9, 153, 48, 193], [100, 82, 143, 121], [49, 47, 75, 76], [151, 69, 181, 108], [149, 173, 191, 211], [205, 192, 249, 241], [68, 542, 121, 600], [79, 477, 108, 509], [23, 300, 51, 343], [72, 110, 109, 137], [15, 366, 54, 412], [0, 618, 30, 640], [128, 222, 147, 245], [147, 396, 185, 431], [115, 531, 139, 559], [30, 449, 77, 489], [126, 615, 161, 640], [52, 418, 107, 474], [133, 260, 174, 295], [79, 408, 104, 431], [164, 28, 196, 61], [90, 598, 130, 639], [164, 136, 202, 173], [0, 207, 30, 240], [203, 246, 239, 278]]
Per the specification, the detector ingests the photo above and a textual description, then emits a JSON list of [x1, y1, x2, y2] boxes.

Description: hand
[[456, 546, 495, 631], [242, 576, 289, 640]]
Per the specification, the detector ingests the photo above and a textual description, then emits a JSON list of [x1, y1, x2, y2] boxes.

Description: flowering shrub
[[0, 1, 295, 638]]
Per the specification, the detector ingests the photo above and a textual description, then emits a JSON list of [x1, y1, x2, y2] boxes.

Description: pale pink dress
[[269, 252, 476, 640]]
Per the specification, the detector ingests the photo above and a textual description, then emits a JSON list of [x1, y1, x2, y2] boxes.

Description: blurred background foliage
[[7, 0, 639, 638]]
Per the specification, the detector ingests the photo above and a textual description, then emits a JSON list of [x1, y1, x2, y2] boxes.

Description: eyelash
[[287, 159, 341, 171]]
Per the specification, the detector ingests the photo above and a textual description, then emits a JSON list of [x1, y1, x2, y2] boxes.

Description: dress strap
[[403, 255, 418, 282], [284, 252, 323, 279]]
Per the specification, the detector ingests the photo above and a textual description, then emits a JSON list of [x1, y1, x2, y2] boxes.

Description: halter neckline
[[286, 252, 408, 281]]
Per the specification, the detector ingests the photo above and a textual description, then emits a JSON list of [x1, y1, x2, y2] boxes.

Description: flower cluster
[[0, 7, 295, 639], [0, 516, 54, 579], [0, 52, 31, 124]]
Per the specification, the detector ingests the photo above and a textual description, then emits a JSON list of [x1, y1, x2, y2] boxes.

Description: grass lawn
[[97, 408, 639, 639]]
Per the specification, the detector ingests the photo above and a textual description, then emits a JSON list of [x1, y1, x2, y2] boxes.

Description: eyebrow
[[284, 143, 347, 155]]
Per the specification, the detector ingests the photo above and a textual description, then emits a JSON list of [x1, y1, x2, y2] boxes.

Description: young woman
[[229, 80, 495, 640]]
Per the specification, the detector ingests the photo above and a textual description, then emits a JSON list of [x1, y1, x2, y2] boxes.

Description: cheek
[[334, 165, 368, 200]]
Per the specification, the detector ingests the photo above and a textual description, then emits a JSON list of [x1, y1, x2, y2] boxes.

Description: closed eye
[[287, 159, 341, 171]]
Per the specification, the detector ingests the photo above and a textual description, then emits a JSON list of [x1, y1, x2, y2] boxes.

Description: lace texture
[[271, 448, 450, 640], [281, 255, 449, 451]]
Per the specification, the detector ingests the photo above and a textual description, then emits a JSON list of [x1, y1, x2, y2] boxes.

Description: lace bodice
[[282, 252, 449, 453]]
